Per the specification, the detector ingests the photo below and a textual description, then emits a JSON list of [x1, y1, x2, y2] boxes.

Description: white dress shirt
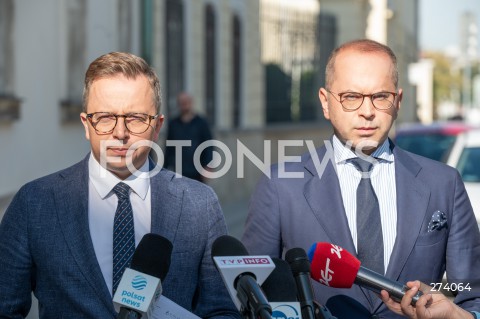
[[332, 136, 397, 272], [87, 154, 152, 295]]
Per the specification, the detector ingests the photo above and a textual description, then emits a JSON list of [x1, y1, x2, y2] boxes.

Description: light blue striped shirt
[[332, 136, 397, 272]]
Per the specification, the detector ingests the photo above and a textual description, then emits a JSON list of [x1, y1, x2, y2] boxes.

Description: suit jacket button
[[371, 315, 379, 319]]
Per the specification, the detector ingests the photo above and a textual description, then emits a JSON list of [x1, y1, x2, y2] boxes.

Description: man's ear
[[154, 114, 164, 139], [319, 88, 330, 120], [80, 112, 91, 140], [393, 89, 403, 120]]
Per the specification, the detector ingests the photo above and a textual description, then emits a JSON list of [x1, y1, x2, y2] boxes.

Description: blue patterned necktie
[[350, 158, 384, 275], [112, 182, 135, 295]]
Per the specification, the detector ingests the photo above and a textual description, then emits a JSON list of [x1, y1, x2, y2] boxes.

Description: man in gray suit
[[0, 52, 240, 318], [242, 39, 480, 318]]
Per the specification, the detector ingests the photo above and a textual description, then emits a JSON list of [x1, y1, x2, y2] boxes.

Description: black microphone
[[212, 235, 273, 319], [285, 248, 316, 319], [114, 233, 173, 319], [261, 257, 298, 302], [261, 258, 306, 319]]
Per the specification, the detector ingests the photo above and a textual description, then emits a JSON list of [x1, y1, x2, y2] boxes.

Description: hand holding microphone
[[307, 242, 423, 306]]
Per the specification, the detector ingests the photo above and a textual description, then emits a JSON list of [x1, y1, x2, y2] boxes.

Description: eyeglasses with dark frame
[[327, 90, 398, 111], [86, 112, 159, 134]]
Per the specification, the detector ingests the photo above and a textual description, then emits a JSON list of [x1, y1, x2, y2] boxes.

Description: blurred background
[[1, 0, 480, 248]]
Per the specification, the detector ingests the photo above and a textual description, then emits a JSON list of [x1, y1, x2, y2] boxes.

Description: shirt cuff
[[471, 311, 480, 319]]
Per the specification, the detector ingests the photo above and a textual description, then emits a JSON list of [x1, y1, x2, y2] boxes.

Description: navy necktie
[[350, 158, 384, 275], [112, 182, 135, 295]]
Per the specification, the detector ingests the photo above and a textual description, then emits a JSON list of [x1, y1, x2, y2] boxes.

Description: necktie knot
[[113, 182, 130, 200], [350, 157, 374, 176]]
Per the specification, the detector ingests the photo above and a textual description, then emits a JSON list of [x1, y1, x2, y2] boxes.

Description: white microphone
[[211, 235, 275, 319], [113, 233, 173, 319]]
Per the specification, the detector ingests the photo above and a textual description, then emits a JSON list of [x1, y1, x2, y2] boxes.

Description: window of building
[[205, 4, 216, 126], [0, 0, 20, 122], [118, 0, 133, 54], [262, 3, 321, 124], [232, 14, 242, 128], [60, 0, 86, 123], [141, 0, 153, 64], [165, 0, 185, 118]]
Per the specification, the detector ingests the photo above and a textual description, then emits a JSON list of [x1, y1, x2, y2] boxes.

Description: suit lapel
[[303, 147, 356, 253], [371, 146, 430, 312], [387, 148, 429, 279], [54, 156, 115, 312], [150, 169, 183, 244]]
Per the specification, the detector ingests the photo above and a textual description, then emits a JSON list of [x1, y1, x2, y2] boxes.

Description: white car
[[446, 129, 480, 225]]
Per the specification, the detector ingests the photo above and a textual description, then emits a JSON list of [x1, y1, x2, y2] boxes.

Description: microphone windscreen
[[131, 233, 173, 281], [211, 235, 249, 257], [261, 258, 298, 302], [285, 247, 310, 274], [308, 242, 360, 288]]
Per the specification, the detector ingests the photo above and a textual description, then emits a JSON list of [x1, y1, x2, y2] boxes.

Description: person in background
[[164, 92, 213, 182], [0, 52, 239, 318], [242, 39, 480, 318]]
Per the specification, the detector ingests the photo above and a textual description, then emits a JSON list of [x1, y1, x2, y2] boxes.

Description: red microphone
[[307, 242, 422, 305]]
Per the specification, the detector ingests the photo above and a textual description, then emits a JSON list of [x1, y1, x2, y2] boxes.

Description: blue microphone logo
[[271, 304, 300, 319], [131, 275, 148, 290]]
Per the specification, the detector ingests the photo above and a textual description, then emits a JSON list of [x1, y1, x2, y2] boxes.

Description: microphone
[[285, 248, 337, 319], [261, 257, 298, 302], [113, 233, 173, 319], [211, 235, 274, 319], [308, 242, 422, 305], [285, 248, 316, 319], [261, 257, 303, 319]]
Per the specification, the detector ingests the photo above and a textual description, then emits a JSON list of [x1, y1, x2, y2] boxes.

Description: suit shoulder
[[394, 146, 459, 176], [18, 160, 85, 192], [156, 168, 217, 200], [268, 145, 327, 177]]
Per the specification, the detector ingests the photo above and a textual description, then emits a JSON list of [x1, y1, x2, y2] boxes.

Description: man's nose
[[358, 97, 376, 118], [112, 116, 129, 139]]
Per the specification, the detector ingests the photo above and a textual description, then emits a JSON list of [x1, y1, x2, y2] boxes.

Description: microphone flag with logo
[[211, 235, 274, 319], [113, 233, 173, 319], [308, 242, 422, 305]]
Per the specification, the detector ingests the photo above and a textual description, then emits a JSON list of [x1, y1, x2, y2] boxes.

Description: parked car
[[394, 121, 475, 163], [395, 122, 480, 226], [446, 129, 480, 224]]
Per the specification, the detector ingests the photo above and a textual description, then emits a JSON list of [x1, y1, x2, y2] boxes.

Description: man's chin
[[106, 164, 135, 179]]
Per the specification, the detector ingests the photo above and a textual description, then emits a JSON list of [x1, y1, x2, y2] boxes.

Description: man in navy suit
[[0, 52, 240, 318], [242, 39, 480, 318]]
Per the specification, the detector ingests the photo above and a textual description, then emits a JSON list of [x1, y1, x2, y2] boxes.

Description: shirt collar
[[332, 135, 394, 164], [88, 154, 150, 200]]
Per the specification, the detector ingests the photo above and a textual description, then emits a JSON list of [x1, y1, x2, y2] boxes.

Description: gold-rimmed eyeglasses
[[86, 112, 159, 134], [327, 90, 397, 111]]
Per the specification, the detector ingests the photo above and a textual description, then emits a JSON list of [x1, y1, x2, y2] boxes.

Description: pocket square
[[428, 210, 448, 232]]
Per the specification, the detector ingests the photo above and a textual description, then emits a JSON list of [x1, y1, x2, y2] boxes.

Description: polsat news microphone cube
[[113, 268, 162, 315]]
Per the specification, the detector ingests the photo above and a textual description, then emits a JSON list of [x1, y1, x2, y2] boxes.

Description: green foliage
[[423, 52, 462, 105], [423, 52, 480, 108]]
